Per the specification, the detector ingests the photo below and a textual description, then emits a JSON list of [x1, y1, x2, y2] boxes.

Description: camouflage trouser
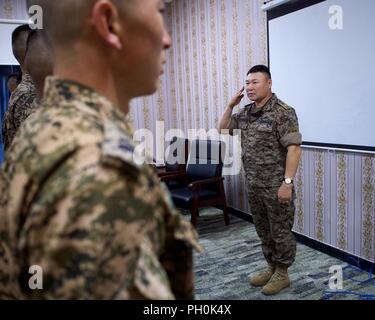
[[247, 185, 296, 268]]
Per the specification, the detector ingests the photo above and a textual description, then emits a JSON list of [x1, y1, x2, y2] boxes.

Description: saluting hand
[[228, 87, 245, 109]]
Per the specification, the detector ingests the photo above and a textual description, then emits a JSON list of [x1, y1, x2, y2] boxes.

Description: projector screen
[[0, 23, 21, 66], [269, 0, 375, 151]]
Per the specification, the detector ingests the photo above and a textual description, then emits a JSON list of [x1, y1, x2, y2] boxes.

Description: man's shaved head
[[25, 0, 171, 106], [12, 24, 32, 67], [24, 29, 54, 97], [26, 0, 132, 47]]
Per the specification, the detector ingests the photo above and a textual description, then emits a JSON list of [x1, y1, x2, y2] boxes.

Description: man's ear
[[91, 0, 123, 50], [268, 78, 272, 89]]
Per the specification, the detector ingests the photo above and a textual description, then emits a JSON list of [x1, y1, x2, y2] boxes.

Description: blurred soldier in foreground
[[0, 0, 202, 300], [24, 29, 54, 100]]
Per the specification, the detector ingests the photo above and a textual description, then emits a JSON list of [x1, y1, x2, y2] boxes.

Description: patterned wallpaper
[[130, 0, 375, 263], [295, 149, 375, 263]]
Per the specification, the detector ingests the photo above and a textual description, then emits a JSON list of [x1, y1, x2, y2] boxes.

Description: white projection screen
[[0, 23, 21, 65], [268, 0, 375, 151]]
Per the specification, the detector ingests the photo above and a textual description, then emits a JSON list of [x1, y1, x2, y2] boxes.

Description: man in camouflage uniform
[[17, 29, 54, 128], [0, 0, 202, 300], [24, 29, 54, 100], [219, 65, 302, 295], [2, 24, 37, 151]]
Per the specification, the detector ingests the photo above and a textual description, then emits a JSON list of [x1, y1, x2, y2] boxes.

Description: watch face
[[285, 178, 292, 184]]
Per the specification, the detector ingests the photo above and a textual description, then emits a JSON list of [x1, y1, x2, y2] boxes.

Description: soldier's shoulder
[[12, 80, 36, 99], [275, 99, 297, 114], [8, 104, 98, 169], [11, 100, 143, 182], [41, 104, 143, 173], [100, 119, 141, 169], [275, 98, 291, 110], [10, 87, 37, 111]]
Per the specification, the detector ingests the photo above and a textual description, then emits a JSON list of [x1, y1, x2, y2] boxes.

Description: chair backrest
[[186, 140, 225, 181], [165, 137, 189, 172]]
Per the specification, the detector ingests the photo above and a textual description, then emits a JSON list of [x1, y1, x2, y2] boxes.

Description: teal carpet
[[187, 208, 375, 300]]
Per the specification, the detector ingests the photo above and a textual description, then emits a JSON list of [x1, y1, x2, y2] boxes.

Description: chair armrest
[[158, 170, 185, 178], [188, 177, 224, 190], [160, 172, 187, 182]]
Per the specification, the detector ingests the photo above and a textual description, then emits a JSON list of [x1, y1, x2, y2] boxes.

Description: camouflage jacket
[[229, 94, 302, 188], [0, 77, 202, 300], [1, 73, 37, 151]]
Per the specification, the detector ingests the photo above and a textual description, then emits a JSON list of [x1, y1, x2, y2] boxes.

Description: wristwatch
[[284, 177, 294, 185]]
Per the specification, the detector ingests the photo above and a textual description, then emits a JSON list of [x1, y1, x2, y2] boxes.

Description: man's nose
[[163, 30, 172, 50]]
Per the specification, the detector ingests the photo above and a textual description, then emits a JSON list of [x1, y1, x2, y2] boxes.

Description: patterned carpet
[[186, 208, 375, 300]]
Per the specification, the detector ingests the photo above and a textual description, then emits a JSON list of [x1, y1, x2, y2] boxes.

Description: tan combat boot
[[249, 264, 276, 287], [261, 266, 290, 295]]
